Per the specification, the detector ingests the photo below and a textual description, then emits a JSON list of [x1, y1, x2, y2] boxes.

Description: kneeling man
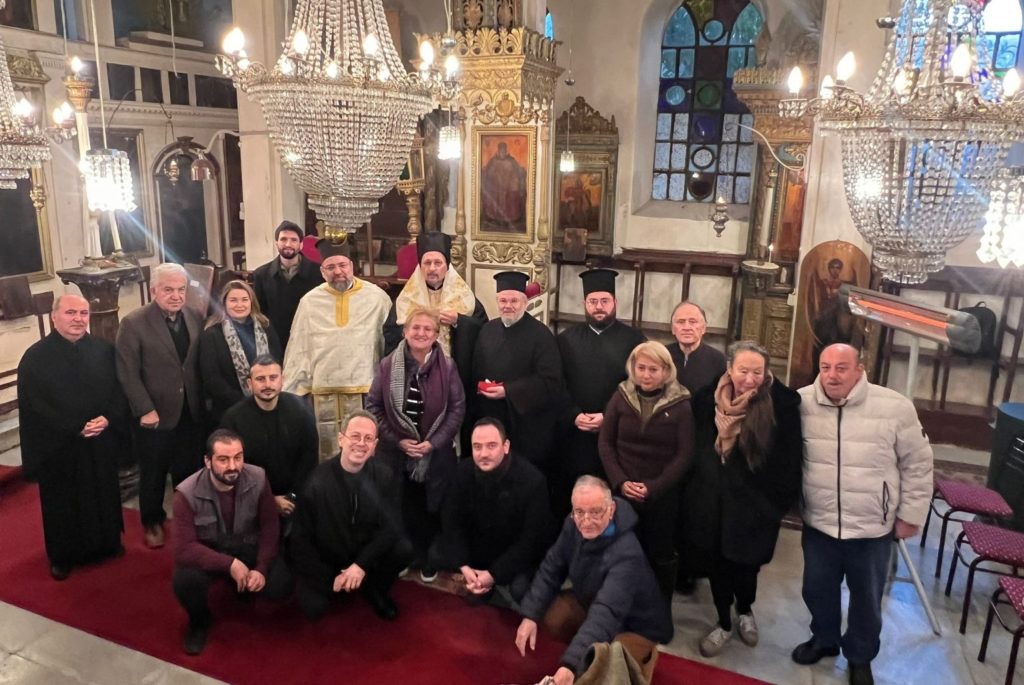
[[290, 410, 413, 621], [172, 429, 291, 655], [431, 418, 554, 602], [515, 476, 672, 684]]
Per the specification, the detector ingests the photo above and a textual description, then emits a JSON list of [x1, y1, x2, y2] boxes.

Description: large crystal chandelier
[[783, 0, 1024, 284], [216, 0, 436, 239], [977, 168, 1024, 267], [0, 0, 51, 190]]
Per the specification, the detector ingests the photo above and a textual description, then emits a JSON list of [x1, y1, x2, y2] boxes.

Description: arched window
[[652, 1, 764, 204], [981, 0, 1022, 77], [545, 10, 555, 40]]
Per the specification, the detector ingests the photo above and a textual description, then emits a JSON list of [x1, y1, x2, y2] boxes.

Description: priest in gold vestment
[[284, 239, 392, 460]]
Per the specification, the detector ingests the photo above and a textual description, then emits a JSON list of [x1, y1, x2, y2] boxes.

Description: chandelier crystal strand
[[218, 0, 435, 237], [781, 0, 1024, 284], [978, 169, 1024, 268], [0, 30, 51, 189]]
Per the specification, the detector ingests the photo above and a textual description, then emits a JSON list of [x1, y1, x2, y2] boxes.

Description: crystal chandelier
[[0, 5, 51, 190], [783, 0, 1024, 284], [216, 0, 437, 239], [81, 149, 136, 213], [977, 168, 1024, 267], [437, 111, 461, 161]]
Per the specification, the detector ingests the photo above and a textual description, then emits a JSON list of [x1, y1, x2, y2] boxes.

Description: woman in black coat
[[684, 340, 802, 658], [198, 279, 283, 424]]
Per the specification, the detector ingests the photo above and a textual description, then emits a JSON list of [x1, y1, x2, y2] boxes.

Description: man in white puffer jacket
[[792, 344, 933, 685]]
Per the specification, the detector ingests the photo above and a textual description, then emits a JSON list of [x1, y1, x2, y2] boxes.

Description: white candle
[[768, 242, 775, 264], [759, 180, 775, 248]]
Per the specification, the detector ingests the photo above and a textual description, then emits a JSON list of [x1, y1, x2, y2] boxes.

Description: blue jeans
[[801, 525, 892, 664]]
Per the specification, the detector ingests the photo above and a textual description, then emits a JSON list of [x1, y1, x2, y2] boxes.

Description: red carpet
[[0, 481, 769, 685]]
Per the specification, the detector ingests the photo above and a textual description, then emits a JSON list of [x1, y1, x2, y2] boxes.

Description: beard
[[500, 310, 525, 327], [212, 469, 239, 486], [328, 278, 351, 292], [279, 246, 298, 259], [586, 312, 616, 331]]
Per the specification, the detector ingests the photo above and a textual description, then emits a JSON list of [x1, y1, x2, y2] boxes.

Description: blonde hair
[[211, 279, 270, 329], [625, 341, 679, 388], [402, 306, 441, 333]]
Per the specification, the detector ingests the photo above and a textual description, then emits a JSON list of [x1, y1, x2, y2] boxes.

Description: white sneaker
[[737, 612, 759, 646], [419, 568, 438, 583], [699, 625, 733, 657]]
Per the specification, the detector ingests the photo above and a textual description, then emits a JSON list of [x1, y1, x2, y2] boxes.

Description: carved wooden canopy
[[555, 96, 618, 145]]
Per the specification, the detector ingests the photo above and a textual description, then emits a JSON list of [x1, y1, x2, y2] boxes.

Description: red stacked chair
[[921, 479, 1013, 578], [978, 576, 1024, 685], [945, 521, 1024, 633]]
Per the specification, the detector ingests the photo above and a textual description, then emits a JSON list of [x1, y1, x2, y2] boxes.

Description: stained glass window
[[981, 0, 1022, 78], [545, 11, 554, 40], [653, 1, 763, 204]]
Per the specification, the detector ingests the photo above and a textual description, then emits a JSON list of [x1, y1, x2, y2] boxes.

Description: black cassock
[[470, 313, 563, 465], [556, 321, 646, 483], [17, 332, 128, 566]]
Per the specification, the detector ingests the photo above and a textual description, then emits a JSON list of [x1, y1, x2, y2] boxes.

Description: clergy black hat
[[493, 271, 528, 294], [416, 231, 452, 264], [316, 238, 351, 262], [579, 268, 618, 297]]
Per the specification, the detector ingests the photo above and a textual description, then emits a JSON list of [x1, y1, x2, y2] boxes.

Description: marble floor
[[0, 445, 1019, 685]]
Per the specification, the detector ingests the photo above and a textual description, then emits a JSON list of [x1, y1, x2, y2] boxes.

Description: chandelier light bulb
[[950, 43, 971, 79], [378, 64, 391, 82], [1003, 68, 1021, 97], [70, 55, 84, 75], [11, 96, 33, 122], [787, 66, 804, 95], [559, 150, 576, 173], [444, 54, 459, 79], [237, 57, 251, 71], [52, 105, 67, 125], [292, 29, 310, 56], [419, 40, 435, 67], [362, 33, 380, 57], [836, 52, 856, 83], [893, 69, 910, 95], [277, 55, 295, 75], [284, 151, 301, 164], [325, 60, 340, 79], [819, 74, 835, 100], [222, 27, 246, 56]]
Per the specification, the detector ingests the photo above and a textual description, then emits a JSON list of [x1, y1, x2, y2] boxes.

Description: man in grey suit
[[116, 263, 204, 548]]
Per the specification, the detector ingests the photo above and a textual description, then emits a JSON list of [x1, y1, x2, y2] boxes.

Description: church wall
[[0, 8, 239, 383]]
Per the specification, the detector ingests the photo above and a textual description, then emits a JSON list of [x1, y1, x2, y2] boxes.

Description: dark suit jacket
[[115, 302, 203, 429]]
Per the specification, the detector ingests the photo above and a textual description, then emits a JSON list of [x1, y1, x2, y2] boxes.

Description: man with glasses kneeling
[[289, 410, 413, 621], [514, 476, 673, 684]]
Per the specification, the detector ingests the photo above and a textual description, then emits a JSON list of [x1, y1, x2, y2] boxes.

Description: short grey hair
[[340, 409, 378, 435], [151, 262, 188, 287], [573, 475, 613, 504], [671, 300, 708, 323]]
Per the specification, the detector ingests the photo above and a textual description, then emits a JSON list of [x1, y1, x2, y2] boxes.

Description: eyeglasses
[[585, 298, 613, 307], [572, 506, 610, 522], [344, 434, 376, 445]]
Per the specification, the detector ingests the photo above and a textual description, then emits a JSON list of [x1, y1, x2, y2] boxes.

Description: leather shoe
[[791, 639, 840, 665], [849, 662, 874, 685], [49, 563, 71, 581], [144, 525, 165, 549], [366, 590, 399, 621], [182, 623, 208, 656]]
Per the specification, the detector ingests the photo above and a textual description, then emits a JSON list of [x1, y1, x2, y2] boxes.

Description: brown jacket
[[115, 301, 203, 429], [598, 380, 694, 501]]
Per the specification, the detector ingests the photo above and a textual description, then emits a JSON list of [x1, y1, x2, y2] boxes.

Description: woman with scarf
[[198, 280, 283, 424], [598, 341, 694, 600], [684, 340, 802, 658], [366, 307, 465, 580]]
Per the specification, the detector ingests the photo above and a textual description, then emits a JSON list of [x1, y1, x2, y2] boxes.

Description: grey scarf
[[221, 318, 269, 395], [389, 340, 447, 483]]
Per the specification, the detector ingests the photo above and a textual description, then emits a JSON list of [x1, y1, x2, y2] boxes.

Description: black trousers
[[633, 488, 679, 565], [295, 539, 414, 620], [400, 479, 440, 567], [172, 556, 292, 627], [708, 554, 760, 629], [135, 411, 203, 528]]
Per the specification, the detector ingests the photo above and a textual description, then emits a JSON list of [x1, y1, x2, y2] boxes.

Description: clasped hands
[[80, 415, 109, 438], [459, 566, 495, 595], [621, 480, 648, 503], [228, 558, 266, 593], [399, 439, 434, 460], [333, 563, 366, 592], [574, 412, 603, 433]]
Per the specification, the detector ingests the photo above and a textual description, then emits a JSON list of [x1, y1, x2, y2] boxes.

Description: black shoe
[[183, 623, 209, 656], [849, 662, 874, 685], [791, 639, 840, 665], [366, 590, 399, 621], [675, 575, 697, 595], [49, 563, 71, 581]]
